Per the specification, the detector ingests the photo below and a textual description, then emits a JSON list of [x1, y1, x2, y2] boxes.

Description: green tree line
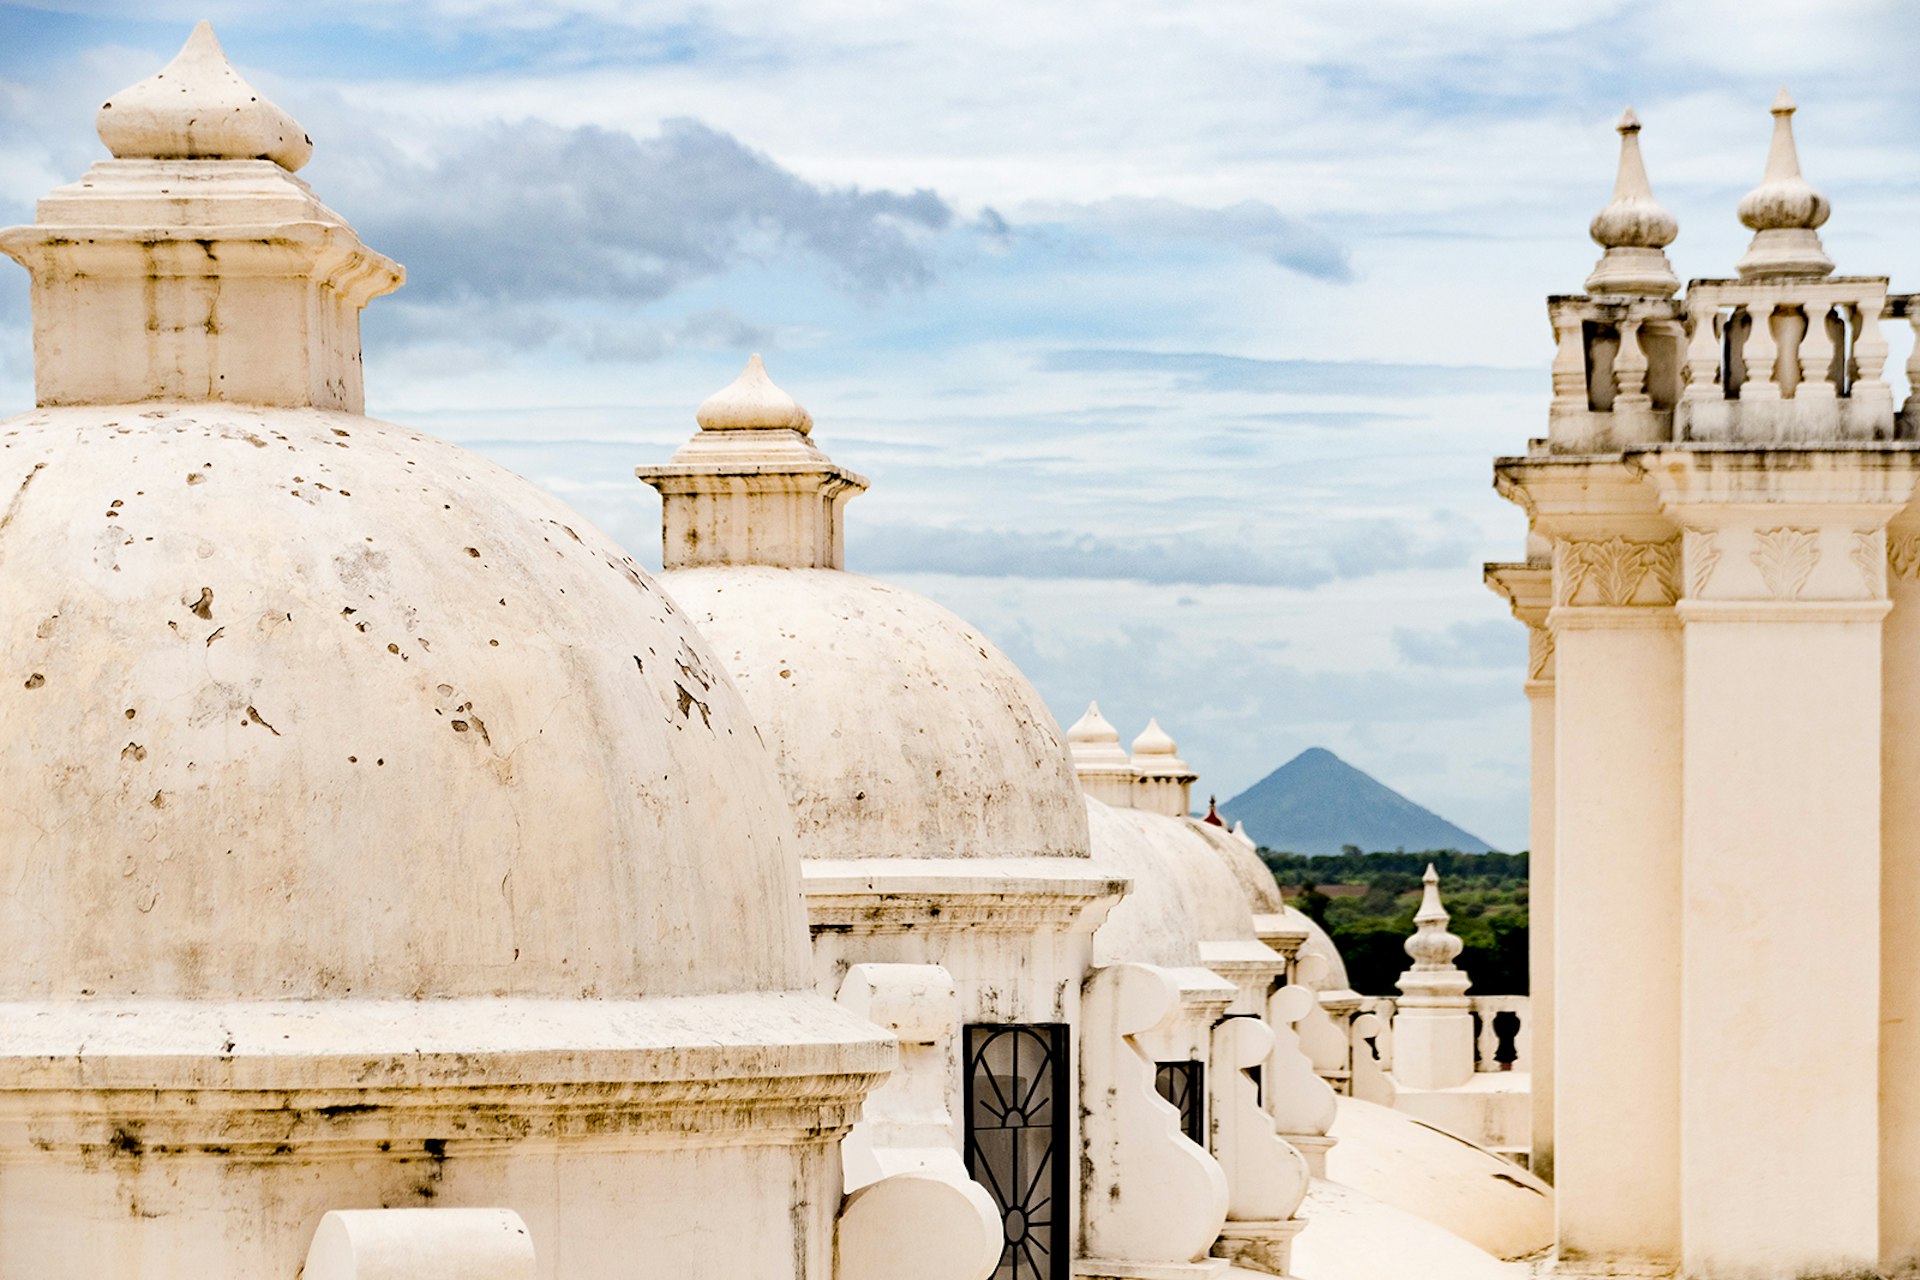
[[1262, 849, 1530, 995]]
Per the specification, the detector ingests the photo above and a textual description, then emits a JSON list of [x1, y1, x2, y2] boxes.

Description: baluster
[[1741, 300, 1782, 400], [1905, 308, 1920, 429], [1682, 299, 1723, 402], [1612, 317, 1651, 410], [1855, 298, 1892, 399], [1551, 311, 1586, 413], [1474, 1005, 1499, 1073], [1798, 303, 1836, 401]]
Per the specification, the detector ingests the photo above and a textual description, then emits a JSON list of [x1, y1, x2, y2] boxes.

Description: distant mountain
[[1220, 747, 1495, 856]]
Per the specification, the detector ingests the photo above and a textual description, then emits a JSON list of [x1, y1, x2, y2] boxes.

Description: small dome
[[1088, 798, 1266, 968], [661, 566, 1090, 860], [1193, 818, 1286, 915], [0, 404, 811, 1000]]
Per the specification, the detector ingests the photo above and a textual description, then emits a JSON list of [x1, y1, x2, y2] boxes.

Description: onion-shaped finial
[[96, 22, 312, 171], [1585, 107, 1679, 296], [1735, 89, 1834, 278], [694, 354, 814, 434]]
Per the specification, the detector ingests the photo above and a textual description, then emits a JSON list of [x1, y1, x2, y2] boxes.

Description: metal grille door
[[964, 1024, 1069, 1280]]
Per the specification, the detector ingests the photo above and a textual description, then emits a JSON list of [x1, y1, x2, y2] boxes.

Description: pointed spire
[[96, 22, 312, 171], [1229, 820, 1257, 851], [695, 354, 813, 434], [1397, 864, 1470, 1006], [1585, 107, 1679, 296], [1201, 796, 1224, 827], [1404, 865, 1465, 970], [1736, 88, 1834, 278]]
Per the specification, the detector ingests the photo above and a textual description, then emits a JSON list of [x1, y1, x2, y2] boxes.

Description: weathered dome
[[0, 403, 812, 1000], [660, 565, 1090, 860], [1089, 798, 1264, 967]]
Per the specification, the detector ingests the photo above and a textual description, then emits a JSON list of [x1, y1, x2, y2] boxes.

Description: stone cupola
[[1069, 700, 1136, 806], [636, 354, 868, 570], [0, 22, 401, 411], [1130, 717, 1197, 818]]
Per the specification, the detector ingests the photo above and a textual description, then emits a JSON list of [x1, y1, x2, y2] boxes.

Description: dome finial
[[1584, 106, 1679, 296], [96, 21, 313, 171], [1069, 701, 1122, 746], [695, 354, 814, 434], [1735, 88, 1833, 278], [1398, 865, 1469, 989], [1130, 717, 1177, 758]]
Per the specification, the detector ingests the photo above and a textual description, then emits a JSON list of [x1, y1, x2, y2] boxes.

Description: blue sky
[[3, 1, 1917, 848]]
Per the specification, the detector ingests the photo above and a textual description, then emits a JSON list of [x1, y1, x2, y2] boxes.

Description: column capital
[[1487, 562, 1556, 684]]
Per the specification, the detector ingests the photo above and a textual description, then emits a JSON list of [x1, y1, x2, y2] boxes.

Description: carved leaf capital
[[1554, 536, 1679, 607], [1750, 527, 1821, 600]]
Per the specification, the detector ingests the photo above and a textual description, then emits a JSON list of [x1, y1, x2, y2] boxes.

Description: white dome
[[1191, 818, 1286, 914], [1088, 798, 1266, 968], [0, 403, 812, 1000], [660, 565, 1090, 861]]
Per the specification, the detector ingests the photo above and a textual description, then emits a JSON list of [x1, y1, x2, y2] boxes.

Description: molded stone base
[[1280, 1133, 1335, 1179], [1545, 1260, 1676, 1278], [1076, 1259, 1229, 1279], [1211, 1218, 1305, 1275]]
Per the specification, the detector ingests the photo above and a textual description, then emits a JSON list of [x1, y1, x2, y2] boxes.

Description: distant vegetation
[[1263, 848, 1530, 996]]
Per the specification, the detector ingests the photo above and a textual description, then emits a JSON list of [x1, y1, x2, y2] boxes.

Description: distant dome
[[0, 403, 811, 1000], [661, 566, 1090, 860], [1089, 798, 1267, 967], [1194, 819, 1287, 914]]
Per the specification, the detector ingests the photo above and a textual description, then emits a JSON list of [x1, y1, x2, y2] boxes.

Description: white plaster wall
[[0, 1134, 843, 1279]]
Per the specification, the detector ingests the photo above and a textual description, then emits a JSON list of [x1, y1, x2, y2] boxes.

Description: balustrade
[[1677, 277, 1894, 442], [1469, 995, 1531, 1074], [1545, 281, 1905, 451]]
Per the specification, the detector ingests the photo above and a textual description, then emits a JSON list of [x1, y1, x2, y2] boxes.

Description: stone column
[[1502, 458, 1683, 1275], [1488, 561, 1556, 1181], [1648, 451, 1918, 1279]]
